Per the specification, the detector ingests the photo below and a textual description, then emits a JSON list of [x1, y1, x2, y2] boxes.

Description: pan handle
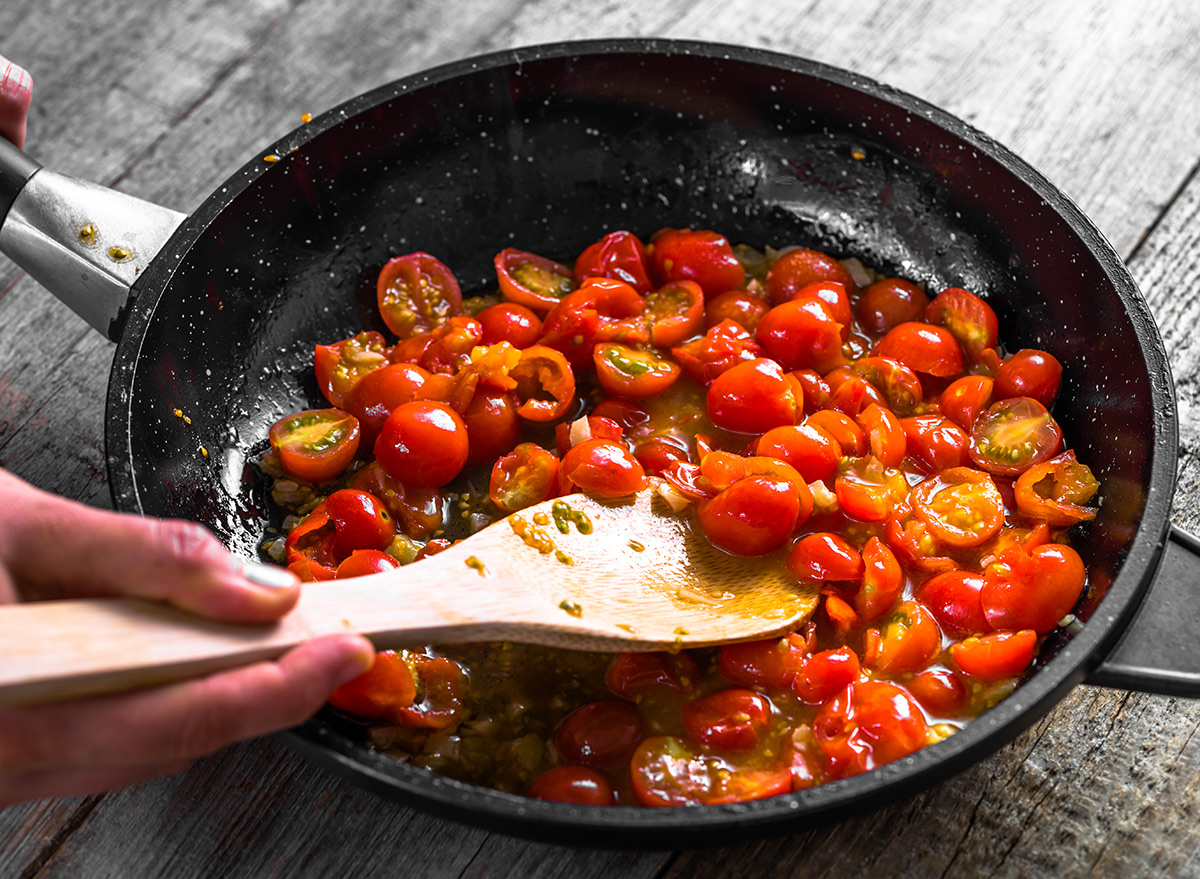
[[1087, 524, 1200, 696], [0, 137, 185, 341]]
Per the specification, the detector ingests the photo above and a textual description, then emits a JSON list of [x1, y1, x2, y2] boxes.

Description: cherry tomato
[[477, 302, 543, 348], [885, 501, 959, 574], [823, 592, 859, 640], [755, 296, 846, 373], [824, 370, 886, 418], [574, 229, 653, 293], [765, 247, 855, 306], [489, 442, 560, 513], [377, 252, 463, 339], [755, 424, 841, 482], [705, 288, 770, 332], [591, 397, 651, 432], [413, 315, 484, 376], [718, 633, 810, 690], [526, 766, 615, 806], [793, 647, 861, 704], [806, 410, 867, 456], [939, 375, 994, 431], [269, 408, 361, 484], [394, 654, 467, 730], [344, 362, 448, 447], [915, 570, 991, 640], [994, 349, 1063, 407], [1013, 450, 1100, 526], [324, 488, 396, 559], [634, 437, 690, 475], [683, 689, 773, 750], [951, 630, 1037, 681], [876, 322, 964, 377], [854, 537, 904, 625], [791, 368, 831, 413], [328, 650, 416, 720], [969, 397, 1064, 477], [834, 457, 908, 522], [555, 700, 644, 769], [560, 439, 647, 498], [812, 681, 928, 780], [698, 473, 810, 555], [706, 358, 801, 434], [901, 414, 969, 473], [540, 278, 647, 365], [865, 600, 942, 676], [907, 668, 969, 717], [788, 533, 864, 582], [336, 549, 401, 578], [856, 278, 930, 335], [349, 462, 444, 540], [374, 401, 469, 488], [508, 345, 576, 421], [910, 467, 1004, 549], [980, 543, 1086, 634], [856, 404, 906, 467], [643, 280, 705, 348], [285, 502, 339, 581], [495, 247, 576, 312], [649, 227, 746, 297], [593, 343, 681, 399], [630, 736, 791, 807], [850, 358, 923, 416], [314, 331, 389, 409], [459, 388, 521, 468], [924, 287, 998, 363], [606, 652, 700, 700]]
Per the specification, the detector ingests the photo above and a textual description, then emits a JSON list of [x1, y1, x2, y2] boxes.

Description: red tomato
[[901, 414, 969, 473], [591, 397, 651, 432], [634, 437, 690, 475], [865, 600, 942, 676], [648, 227, 746, 297], [606, 652, 700, 700], [994, 349, 1063, 407], [924, 287, 998, 363], [765, 247, 855, 306], [377, 252, 463, 338], [718, 633, 810, 690], [909, 467, 1004, 549], [344, 362, 448, 448], [269, 408, 361, 484], [907, 668, 969, 717], [755, 297, 846, 372], [374, 401, 469, 488], [850, 357, 923, 416], [285, 502, 339, 581], [787, 533, 864, 582], [328, 650, 416, 720], [324, 488, 396, 559], [854, 537, 904, 625], [705, 289, 770, 332], [812, 681, 928, 780], [755, 424, 841, 482], [968, 397, 1064, 477], [834, 457, 908, 523], [593, 343, 681, 398], [336, 549, 401, 578], [526, 766, 615, 806], [939, 375, 994, 430], [915, 571, 991, 640], [698, 473, 810, 555], [683, 689, 773, 750], [412, 315, 484, 376], [671, 318, 765, 386], [706, 358, 801, 434], [980, 544, 1086, 634], [791, 368, 831, 412], [876, 322, 964, 377], [951, 630, 1037, 681], [460, 388, 521, 468], [806, 410, 867, 456], [856, 404, 906, 467], [349, 462, 443, 541], [1013, 450, 1100, 526], [630, 736, 791, 807], [495, 247, 576, 312], [885, 501, 959, 575], [394, 655, 467, 730], [559, 439, 647, 498], [489, 442, 560, 513], [824, 370, 886, 418], [643, 280, 705, 348], [508, 345, 576, 421], [574, 229, 653, 293], [856, 278, 930, 335], [540, 279, 647, 365], [314, 331, 389, 409], [793, 647, 861, 704], [555, 700, 644, 769], [477, 302, 543, 348]]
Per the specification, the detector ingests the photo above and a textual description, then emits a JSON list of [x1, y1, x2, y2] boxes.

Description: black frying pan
[[2, 40, 1197, 848]]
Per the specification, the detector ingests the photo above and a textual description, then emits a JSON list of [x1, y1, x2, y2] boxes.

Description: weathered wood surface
[[2, 0, 1200, 876]]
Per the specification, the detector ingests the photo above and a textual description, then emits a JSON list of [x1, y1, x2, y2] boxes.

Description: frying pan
[[2, 39, 1198, 848]]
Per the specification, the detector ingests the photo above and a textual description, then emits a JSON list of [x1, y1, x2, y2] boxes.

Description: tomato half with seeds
[[876, 322, 964, 377], [495, 247, 576, 312], [314, 331, 389, 409], [559, 439, 647, 498], [508, 345, 575, 421], [671, 318, 765, 386], [765, 247, 856, 306], [813, 681, 928, 780], [269, 408, 361, 483], [856, 277, 930, 335], [555, 700, 644, 769], [952, 630, 1037, 681], [980, 543, 1086, 634], [698, 473, 810, 555], [374, 400, 469, 488], [630, 736, 791, 807], [755, 296, 846, 373], [864, 600, 942, 676], [527, 767, 615, 806], [683, 689, 773, 751], [788, 533, 864, 582], [328, 650, 416, 720], [643, 280, 704, 348], [850, 357, 923, 416], [994, 348, 1063, 408], [593, 343, 681, 398], [969, 397, 1064, 477], [574, 229, 653, 293], [924, 287, 998, 363], [377, 252, 463, 339], [915, 570, 990, 640], [489, 442, 560, 513], [834, 456, 908, 522], [477, 302, 543, 348], [910, 467, 1004, 549], [1013, 450, 1100, 526], [649, 227, 746, 297], [706, 357, 801, 434]]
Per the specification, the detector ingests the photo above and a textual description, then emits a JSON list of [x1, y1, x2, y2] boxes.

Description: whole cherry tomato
[[787, 533, 864, 582], [901, 414, 969, 473], [756, 297, 846, 372], [907, 668, 969, 717], [477, 302, 543, 348], [526, 767, 615, 806], [951, 630, 1037, 681], [460, 388, 521, 468], [718, 633, 810, 690], [555, 700, 644, 769], [755, 424, 841, 482], [765, 247, 855, 306], [968, 397, 1064, 477], [314, 331, 389, 409], [606, 652, 700, 700], [793, 647, 861, 704], [705, 288, 770, 332], [574, 229, 653, 293], [856, 277, 930, 335], [377, 252, 462, 338], [324, 488, 396, 559], [812, 680, 928, 780], [698, 473, 809, 555], [328, 650, 416, 720], [489, 442, 560, 513], [345, 362, 449, 447], [939, 375, 994, 430], [876, 322, 964, 377], [495, 247, 576, 312], [915, 570, 991, 640], [374, 400, 469, 488], [683, 689, 773, 750], [924, 287, 998, 363], [269, 408, 361, 484], [706, 358, 801, 434], [980, 543, 1086, 634], [559, 439, 647, 498], [648, 227, 745, 297], [994, 349, 1063, 407], [336, 549, 401, 578]]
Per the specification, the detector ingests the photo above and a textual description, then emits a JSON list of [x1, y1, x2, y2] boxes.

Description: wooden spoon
[[0, 489, 819, 706]]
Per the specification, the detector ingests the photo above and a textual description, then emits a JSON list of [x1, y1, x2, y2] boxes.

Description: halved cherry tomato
[[698, 472, 810, 555], [526, 767, 615, 806], [394, 654, 466, 730], [791, 368, 831, 413], [671, 318, 765, 386], [876, 322, 964, 377], [901, 414, 968, 473], [939, 375, 994, 431], [824, 370, 886, 418], [994, 349, 1063, 408], [315, 331, 389, 409], [812, 681, 928, 780], [907, 668, 969, 717], [349, 462, 444, 540], [336, 549, 401, 578], [477, 302, 543, 348], [683, 689, 773, 751], [606, 652, 700, 700], [885, 500, 959, 574], [806, 409, 866, 456], [755, 424, 841, 482], [269, 408, 361, 483], [854, 537, 904, 625], [705, 288, 770, 332], [413, 315, 484, 376], [574, 229, 653, 293], [377, 252, 463, 338], [823, 593, 859, 640], [591, 398, 651, 432], [755, 297, 846, 373], [915, 570, 990, 640], [850, 357, 923, 416], [765, 247, 855, 306], [924, 287, 998, 363], [555, 700, 644, 769], [1013, 450, 1100, 526], [324, 488, 396, 558], [706, 358, 801, 434], [980, 543, 1086, 634], [374, 400, 469, 488], [489, 442, 560, 513], [951, 630, 1037, 681], [508, 345, 576, 421], [910, 467, 1004, 549], [834, 456, 908, 522], [856, 404, 906, 467], [969, 397, 1064, 477], [630, 736, 791, 806], [856, 277, 930, 335], [793, 647, 861, 704], [788, 533, 864, 582], [284, 501, 338, 581], [864, 600, 942, 676], [495, 247, 576, 313], [643, 280, 704, 348], [539, 278, 647, 365], [559, 439, 647, 498], [648, 228, 746, 297], [593, 343, 681, 399], [718, 633, 810, 690], [328, 650, 416, 720]]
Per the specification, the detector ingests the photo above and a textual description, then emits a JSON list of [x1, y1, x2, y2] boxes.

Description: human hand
[[0, 55, 32, 148], [0, 468, 375, 808]]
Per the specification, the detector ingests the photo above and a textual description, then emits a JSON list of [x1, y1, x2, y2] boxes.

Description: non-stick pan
[[2, 40, 1198, 848]]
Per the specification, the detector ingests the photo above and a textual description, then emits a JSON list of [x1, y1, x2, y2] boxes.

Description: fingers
[[0, 634, 373, 806], [0, 468, 300, 622], [0, 55, 32, 148]]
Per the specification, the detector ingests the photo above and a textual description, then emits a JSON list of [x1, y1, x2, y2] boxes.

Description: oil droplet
[[264, 154, 280, 163], [301, 113, 313, 124]]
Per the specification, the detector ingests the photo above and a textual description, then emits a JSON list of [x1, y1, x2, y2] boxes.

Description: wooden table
[[3, 1, 1200, 876]]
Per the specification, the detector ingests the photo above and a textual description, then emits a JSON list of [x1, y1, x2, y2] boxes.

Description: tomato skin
[[876, 322, 964, 377], [850, 358, 923, 417], [345, 362, 447, 448], [328, 650, 416, 720], [825, 370, 886, 418], [856, 278, 930, 335], [907, 668, 969, 716], [315, 331, 389, 409], [812, 681, 928, 781], [834, 457, 909, 523], [607, 652, 700, 700], [952, 630, 1037, 681], [865, 600, 942, 676], [939, 375, 994, 431], [806, 410, 866, 457], [374, 401, 469, 488], [901, 414, 969, 473], [765, 247, 856, 306], [477, 302, 543, 348], [527, 766, 615, 805], [377, 252, 463, 338], [575, 229, 654, 293], [590, 398, 651, 432], [980, 544, 1086, 634], [705, 288, 770, 332], [495, 247, 576, 313], [644, 280, 705, 348], [969, 397, 1064, 477], [698, 474, 809, 556], [324, 488, 396, 559], [336, 549, 402, 578], [555, 700, 644, 769], [683, 688, 773, 750], [540, 279, 647, 366], [857, 403, 906, 467], [756, 424, 841, 482], [755, 296, 846, 373], [794, 647, 861, 704], [285, 502, 339, 581], [559, 439, 647, 498], [634, 437, 690, 476], [630, 736, 791, 807], [915, 571, 991, 640], [854, 537, 904, 625], [924, 287, 998, 363], [394, 655, 467, 730], [910, 467, 1005, 549], [788, 533, 864, 582], [509, 345, 576, 422], [349, 462, 443, 540], [671, 318, 765, 386], [718, 633, 810, 690], [269, 408, 361, 484], [706, 358, 801, 434], [489, 442, 560, 513], [994, 349, 1063, 407], [593, 343, 681, 399], [649, 227, 746, 297], [1013, 450, 1100, 526], [460, 388, 521, 468]]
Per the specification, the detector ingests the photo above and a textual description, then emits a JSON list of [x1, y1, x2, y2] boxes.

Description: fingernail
[[241, 560, 299, 591]]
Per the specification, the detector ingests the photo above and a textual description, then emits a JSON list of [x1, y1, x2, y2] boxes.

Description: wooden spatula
[[0, 489, 819, 705]]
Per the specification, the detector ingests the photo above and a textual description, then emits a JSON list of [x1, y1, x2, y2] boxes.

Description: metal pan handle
[[1088, 524, 1200, 696], [0, 137, 185, 341]]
